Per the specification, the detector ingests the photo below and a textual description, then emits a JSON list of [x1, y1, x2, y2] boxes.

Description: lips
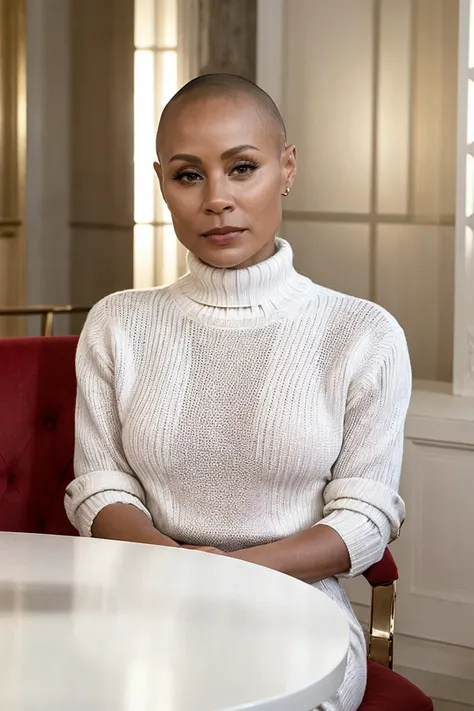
[[201, 226, 245, 245], [201, 226, 245, 237]]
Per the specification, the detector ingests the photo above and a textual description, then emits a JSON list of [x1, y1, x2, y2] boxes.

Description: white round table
[[0, 533, 349, 711]]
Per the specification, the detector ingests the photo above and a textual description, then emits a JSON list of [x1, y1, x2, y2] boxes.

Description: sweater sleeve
[[64, 300, 153, 537], [315, 321, 412, 577]]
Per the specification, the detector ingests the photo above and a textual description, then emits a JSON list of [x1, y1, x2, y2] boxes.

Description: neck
[[170, 238, 313, 326]]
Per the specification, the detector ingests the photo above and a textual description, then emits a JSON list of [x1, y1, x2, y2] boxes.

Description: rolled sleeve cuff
[[64, 471, 152, 537], [315, 509, 390, 577]]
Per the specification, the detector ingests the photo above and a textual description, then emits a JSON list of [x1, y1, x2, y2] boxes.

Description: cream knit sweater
[[65, 238, 411, 711]]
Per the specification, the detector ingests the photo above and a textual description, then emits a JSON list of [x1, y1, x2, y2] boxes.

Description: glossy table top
[[0, 533, 349, 711]]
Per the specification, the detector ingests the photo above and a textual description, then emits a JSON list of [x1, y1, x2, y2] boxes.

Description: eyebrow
[[169, 144, 260, 164]]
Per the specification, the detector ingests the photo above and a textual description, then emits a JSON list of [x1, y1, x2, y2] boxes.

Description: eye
[[230, 160, 260, 177], [172, 169, 203, 184]]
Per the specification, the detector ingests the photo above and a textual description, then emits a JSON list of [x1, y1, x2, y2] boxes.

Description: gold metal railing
[[0, 305, 91, 337]]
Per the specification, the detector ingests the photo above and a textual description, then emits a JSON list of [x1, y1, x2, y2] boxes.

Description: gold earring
[[283, 187, 291, 197]]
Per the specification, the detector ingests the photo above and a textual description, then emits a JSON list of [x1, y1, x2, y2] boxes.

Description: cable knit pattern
[[65, 239, 411, 711]]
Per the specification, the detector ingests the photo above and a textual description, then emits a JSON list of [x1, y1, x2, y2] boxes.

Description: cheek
[[165, 184, 199, 223], [241, 174, 281, 217]]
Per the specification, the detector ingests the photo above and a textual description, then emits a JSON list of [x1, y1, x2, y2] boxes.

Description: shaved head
[[156, 73, 287, 158], [153, 72, 297, 270]]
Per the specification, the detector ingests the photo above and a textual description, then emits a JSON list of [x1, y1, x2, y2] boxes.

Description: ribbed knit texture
[[65, 238, 411, 711]]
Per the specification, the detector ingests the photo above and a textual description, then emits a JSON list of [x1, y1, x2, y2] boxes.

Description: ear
[[154, 161, 167, 203], [281, 144, 297, 195]]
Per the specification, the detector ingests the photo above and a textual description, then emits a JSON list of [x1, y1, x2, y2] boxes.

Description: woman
[[65, 73, 411, 711]]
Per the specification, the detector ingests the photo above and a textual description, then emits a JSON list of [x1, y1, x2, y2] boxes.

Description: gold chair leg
[[368, 582, 396, 669]]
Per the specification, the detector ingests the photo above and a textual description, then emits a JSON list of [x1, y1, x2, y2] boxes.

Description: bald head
[[156, 73, 287, 158]]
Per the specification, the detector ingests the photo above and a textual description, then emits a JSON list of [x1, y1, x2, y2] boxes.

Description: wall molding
[[282, 210, 455, 226], [409, 438, 474, 452], [69, 221, 134, 231]]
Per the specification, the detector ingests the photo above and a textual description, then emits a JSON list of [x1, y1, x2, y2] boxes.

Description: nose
[[203, 176, 235, 215]]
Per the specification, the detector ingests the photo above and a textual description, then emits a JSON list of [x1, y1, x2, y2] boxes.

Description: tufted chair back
[[0, 337, 79, 535]]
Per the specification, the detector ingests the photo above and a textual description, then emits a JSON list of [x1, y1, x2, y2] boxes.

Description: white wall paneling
[[397, 439, 474, 648]]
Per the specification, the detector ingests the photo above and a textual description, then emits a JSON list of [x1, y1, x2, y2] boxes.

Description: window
[[133, 0, 187, 288]]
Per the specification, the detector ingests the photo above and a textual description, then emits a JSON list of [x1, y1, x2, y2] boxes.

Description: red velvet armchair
[[0, 337, 78, 535], [360, 551, 433, 710], [0, 336, 433, 711]]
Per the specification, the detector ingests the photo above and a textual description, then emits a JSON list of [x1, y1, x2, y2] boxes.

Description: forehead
[[158, 95, 277, 159]]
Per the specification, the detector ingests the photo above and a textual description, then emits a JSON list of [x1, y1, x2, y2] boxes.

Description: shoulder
[[88, 285, 170, 320], [309, 283, 406, 346], [79, 286, 173, 360], [304, 284, 410, 386], [84, 285, 179, 340]]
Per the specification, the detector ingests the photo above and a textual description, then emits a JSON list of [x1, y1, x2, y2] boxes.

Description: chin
[[194, 235, 276, 270], [198, 248, 252, 269]]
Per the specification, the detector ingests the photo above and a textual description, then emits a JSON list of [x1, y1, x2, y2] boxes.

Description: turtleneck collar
[[170, 239, 313, 326]]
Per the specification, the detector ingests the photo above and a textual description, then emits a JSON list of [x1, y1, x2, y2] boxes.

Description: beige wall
[[279, 0, 457, 383], [26, 0, 71, 335], [24, 0, 134, 335], [70, 0, 134, 322]]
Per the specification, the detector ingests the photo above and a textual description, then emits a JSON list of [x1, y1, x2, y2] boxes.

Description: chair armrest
[[363, 548, 399, 587], [364, 549, 398, 669]]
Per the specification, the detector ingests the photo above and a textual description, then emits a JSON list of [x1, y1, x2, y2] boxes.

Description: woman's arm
[[227, 524, 349, 582], [91, 503, 179, 546], [226, 321, 412, 583], [65, 299, 169, 543]]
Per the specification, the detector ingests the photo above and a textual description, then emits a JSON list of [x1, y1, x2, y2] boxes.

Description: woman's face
[[154, 95, 296, 269]]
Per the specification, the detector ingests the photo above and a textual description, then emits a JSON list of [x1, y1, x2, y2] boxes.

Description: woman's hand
[[181, 545, 225, 555]]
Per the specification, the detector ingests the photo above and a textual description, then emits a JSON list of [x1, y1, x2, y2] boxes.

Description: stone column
[[197, 0, 257, 80]]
